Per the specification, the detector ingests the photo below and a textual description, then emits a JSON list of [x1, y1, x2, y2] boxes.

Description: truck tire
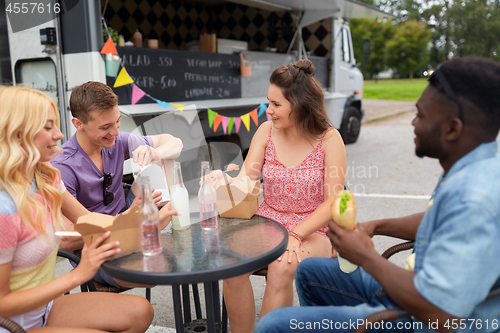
[[340, 106, 361, 144]]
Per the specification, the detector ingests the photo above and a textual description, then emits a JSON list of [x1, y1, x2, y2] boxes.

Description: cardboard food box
[[216, 177, 261, 219], [74, 207, 141, 254], [199, 33, 216, 53]]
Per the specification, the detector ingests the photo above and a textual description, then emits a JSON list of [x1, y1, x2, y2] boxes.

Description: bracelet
[[288, 230, 303, 244], [288, 230, 310, 254]]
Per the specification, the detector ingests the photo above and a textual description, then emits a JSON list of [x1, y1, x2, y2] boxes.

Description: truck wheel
[[340, 106, 361, 144]]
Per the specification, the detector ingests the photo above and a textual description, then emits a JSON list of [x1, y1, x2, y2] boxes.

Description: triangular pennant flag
[[170, 103, 184, 112], [267, 113, 272, 121], [213, 115, 224, 132], [207, 109, 217, 128], [227, 117, 235, 134], [258, 103, 267, 117], [177, 108, 197, 125], [234, 117, 241, 133], [250, 109, 258, 126], [241, 114, 251, 131], [101, 37, 118, 55], [113, 68, 134, 87], [222, 117, 230, 134], [155, 99, 170, 109], [131, 84, 146, 105]]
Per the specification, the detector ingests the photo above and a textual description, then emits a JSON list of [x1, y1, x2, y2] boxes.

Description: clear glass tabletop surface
[[101, 214, 288, 285]]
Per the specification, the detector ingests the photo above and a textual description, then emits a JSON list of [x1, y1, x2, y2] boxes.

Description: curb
[[362, 106, 416, 124]]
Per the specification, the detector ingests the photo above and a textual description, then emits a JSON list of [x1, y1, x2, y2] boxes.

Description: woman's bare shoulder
[[253, 121, 272, 141], [323, 127, 343, 147]]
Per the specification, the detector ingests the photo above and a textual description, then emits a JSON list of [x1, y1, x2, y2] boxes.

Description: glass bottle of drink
[[198, 161, 219, 230], [138, 176, 162, 256], [170, 162, 191, 230]]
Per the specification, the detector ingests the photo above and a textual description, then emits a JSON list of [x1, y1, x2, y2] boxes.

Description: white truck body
[[1, 0, 392, 189]]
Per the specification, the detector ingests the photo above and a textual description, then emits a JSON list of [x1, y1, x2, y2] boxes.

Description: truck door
[[338, 24, 363, 97], [4, 0, 105, 142]]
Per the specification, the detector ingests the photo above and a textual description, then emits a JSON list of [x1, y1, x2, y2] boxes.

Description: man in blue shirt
[[255, 57, 500, 332]]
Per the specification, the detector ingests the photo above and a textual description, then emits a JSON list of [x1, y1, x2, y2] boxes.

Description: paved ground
[[362, 99, 416, 123], [55, 99, 422, 333]]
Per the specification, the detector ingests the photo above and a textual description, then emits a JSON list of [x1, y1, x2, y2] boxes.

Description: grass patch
[[363, 78, 428, 101]]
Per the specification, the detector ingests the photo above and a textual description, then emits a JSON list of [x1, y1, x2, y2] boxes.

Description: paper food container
[[74, 207, 141, 254], [216, 177, 261, 219]]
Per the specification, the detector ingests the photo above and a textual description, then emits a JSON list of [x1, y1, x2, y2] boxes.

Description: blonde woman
[[219, 59, 347, 332], [0, 86, 154, 332]]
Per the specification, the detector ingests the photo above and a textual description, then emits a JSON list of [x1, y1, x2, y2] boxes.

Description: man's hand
[[133, 145, 160, 167], [326, 221, 377, 266]]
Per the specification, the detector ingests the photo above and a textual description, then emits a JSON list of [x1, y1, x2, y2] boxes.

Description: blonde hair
[[0, 86, 64, 235]]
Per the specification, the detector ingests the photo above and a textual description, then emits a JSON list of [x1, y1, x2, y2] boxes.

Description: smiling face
[[76, 105, 121, 149], [33, 105, 64, 162], [266, 84, 294, 129], [412, 85, 449, 159]]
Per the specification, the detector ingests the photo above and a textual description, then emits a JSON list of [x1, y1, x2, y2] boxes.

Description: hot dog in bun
[[331, 190, 357, 231]]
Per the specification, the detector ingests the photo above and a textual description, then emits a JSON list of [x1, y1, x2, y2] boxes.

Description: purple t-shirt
[[52, 132, 153, 216]]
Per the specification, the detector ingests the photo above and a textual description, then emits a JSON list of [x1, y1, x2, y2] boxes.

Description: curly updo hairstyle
[[270, 59, 331, 141]]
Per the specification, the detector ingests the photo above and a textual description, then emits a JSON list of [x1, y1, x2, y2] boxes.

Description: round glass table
[[101, 214, 287, 333]]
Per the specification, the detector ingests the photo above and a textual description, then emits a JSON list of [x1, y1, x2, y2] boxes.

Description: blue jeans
[[254, 257, 415, 333]]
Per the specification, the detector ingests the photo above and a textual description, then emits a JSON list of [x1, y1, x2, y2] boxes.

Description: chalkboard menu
[[112, 47, 242, 105]]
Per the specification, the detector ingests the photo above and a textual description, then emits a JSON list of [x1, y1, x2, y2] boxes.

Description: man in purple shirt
[[52, 81, 182, 288]]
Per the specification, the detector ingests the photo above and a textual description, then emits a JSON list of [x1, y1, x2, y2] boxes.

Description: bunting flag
[[156, 99, 170, 109], [101, 37, 118, 55], [176, 106, 198, 125], [213, 114, 224, 132], [258, 103, 267, 117], [227, 117, 235, 134], [222, 117, 230, 134], [207, 109, 217, 128], [113, 68, 134, 87], [234, 117, 241, 133], [267, 113, 272, 121], [241, 113, 251, 131], [131, 84, 146, 105], [249, 109, 258, 126], [170, 103, 184, 112], [101, 15, 271, 135]]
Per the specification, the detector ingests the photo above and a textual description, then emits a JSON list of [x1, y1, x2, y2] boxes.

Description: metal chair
[[57, 250, 151, 301], [353, 241, 500, 333], [0, 317, 26, 333]]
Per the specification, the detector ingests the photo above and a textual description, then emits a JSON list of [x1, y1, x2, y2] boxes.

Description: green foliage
[[385, 20, 431, 79], [103, 26, 119, 45], [447, 0, 500, 61], [363, 78, 428, 101], [350, 18, 396, 79], [351, 0, 500, 77]]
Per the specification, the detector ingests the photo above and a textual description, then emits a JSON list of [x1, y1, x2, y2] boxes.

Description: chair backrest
[[0, 317, 26, 333], [57, 250, 97, 292]]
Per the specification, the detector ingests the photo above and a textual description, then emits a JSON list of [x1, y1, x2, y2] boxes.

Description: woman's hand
[[130, 189, 163, 208], [277, 235, 303, 264], [204, 164, 239, 189], [159, 202, 179, 227], [75, 231, 121, 283]]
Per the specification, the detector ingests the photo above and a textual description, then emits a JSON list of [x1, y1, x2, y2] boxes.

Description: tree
[[447, 0, 500, 61], [385, 20, 431, 79], [350, 18, 396, 80]]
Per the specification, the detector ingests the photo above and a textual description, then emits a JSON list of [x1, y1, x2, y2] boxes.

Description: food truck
[[0, 0, 392, 190]]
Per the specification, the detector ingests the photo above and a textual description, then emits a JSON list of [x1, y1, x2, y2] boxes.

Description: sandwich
[[331, 190, 357, 231]]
